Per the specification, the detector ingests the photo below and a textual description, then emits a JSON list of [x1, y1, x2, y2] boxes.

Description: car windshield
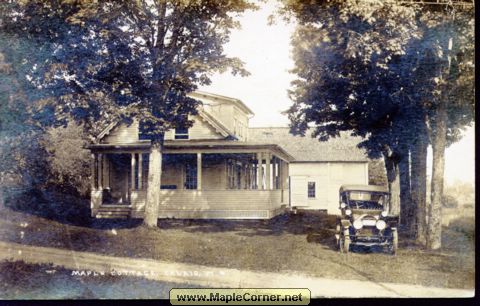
[[348, 191, 388, 210]]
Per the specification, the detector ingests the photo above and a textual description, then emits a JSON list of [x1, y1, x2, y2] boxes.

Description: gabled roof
[[189, 91, 254, 116], [197, 109, 235, 139], [95, 108, 235, 142], [248, 127, 369, 162], [96, 121, 119, 141]]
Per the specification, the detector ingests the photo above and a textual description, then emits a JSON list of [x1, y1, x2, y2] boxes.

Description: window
[[175, 127, 189, 139], [239, 122, 244, 138], [185, 163, 197, 189], [308, 182, 316, 198], [234, 120, 244, 138]]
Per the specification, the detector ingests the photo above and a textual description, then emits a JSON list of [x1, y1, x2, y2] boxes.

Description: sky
[[200, 1, 475, 186]]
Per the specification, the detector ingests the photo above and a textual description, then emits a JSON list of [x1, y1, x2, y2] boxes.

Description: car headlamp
[[353, 219, 363, 229], [376, 220, 386, 230], [345, 209, 352, 216], [340, 202, 347, 209], [381, 211, 388, 217]]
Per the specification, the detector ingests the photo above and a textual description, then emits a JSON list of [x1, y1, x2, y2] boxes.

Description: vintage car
[[335, 185, 398, 254]]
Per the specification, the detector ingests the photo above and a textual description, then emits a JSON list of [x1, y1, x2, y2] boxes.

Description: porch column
[[91, 153, 96, 190], [102, 154, 108, 188], [106, 156, 110, 188], [246, 162, 251, 189], [265, 153, 271, 190], [252, 160, 256, 189], [285, 160, 289, 190], [197, 153, 202, 190], [131, 153, 136, 190], [98, 153, 103, 190], [256, 152, 263, 190], [278, 159, 284, 190], [138, 153, 143, 190], [252, 159, 256, 189], [272, 156, 277, 189]]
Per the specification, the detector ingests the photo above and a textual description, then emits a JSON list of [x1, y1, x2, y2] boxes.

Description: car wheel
[[390, 229, 398, 255], [343, 236, 350, 253], [335, 223, 341, 249], [343, 229, 350, 253]]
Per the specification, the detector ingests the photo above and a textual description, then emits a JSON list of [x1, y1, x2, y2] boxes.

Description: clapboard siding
[[101, 115, 224, 144], [289, 162, 368, 214], [102, 121, 139, 143], [132, 190, 282, 210], [189, 95, 236, 134], [98, 189, 284, 219], [164, 115, 224, 140]]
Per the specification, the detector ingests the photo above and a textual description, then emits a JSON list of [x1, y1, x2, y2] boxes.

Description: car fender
[[340, 219, 352, 228]]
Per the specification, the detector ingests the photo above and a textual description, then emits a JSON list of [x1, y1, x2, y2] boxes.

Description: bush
[[443, 194, 459, 208], [42, 121, 91, 197], [368, 158, 388, 185], [448, 216, 475, 240], [3, 186, 91, 226]]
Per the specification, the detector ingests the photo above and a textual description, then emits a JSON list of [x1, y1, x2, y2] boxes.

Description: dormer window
[[175, 127, 189, 139]]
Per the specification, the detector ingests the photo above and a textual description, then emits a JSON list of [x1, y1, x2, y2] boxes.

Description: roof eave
[[190, 91, 255, 116], [87, 141, 294, 162]]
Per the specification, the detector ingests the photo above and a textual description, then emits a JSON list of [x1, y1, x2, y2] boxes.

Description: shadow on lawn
[[1, 187, 141, 229], [1, 186, 339, 239], [158, 210, 339, 245]]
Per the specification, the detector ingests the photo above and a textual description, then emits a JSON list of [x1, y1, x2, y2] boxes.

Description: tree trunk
[[399, 154, 412, 234], [411, 130, 428, 246], [144, 140, 163, 228], [384, 154, 400, 216], [427, 98, 447, 250]]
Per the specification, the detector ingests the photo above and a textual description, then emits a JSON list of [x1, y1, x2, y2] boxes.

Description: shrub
[[42, 121, 91, 197], [443, 194, 459, 208]]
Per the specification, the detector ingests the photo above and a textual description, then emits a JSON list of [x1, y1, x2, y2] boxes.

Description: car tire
[[343, 229, 350, 253], [390, 229, 398, 255], [343, 236, 350, 253], [335, 222, 342, 251]]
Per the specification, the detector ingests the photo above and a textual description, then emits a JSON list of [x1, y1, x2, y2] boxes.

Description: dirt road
[[0, 240, 473, 298]]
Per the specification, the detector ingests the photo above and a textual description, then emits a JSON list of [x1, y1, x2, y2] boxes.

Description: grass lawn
[[0, 260, 191, 299], [0, 189, 475, 290]]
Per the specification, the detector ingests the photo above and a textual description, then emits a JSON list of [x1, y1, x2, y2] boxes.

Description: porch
[[88, 141, 292, 219]]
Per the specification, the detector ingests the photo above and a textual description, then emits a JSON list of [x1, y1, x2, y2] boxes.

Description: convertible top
[[339, 184, 389, 193]]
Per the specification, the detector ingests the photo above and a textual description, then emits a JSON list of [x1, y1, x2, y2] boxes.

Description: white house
[[249, 128, 369, 215], [88, 91, 369, 219]]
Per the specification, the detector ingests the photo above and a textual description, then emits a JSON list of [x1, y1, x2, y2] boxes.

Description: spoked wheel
[[343, 236, 351, 253], [335, 223, 341, 251], [342, 229, 351, 253], [390, 229, 398, 255]]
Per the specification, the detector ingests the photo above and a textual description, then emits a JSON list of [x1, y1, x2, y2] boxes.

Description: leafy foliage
[[1, 1, 256, 205], [0, 30, 51, 188], [280, 0, 474, 246], [282, 0, 474, 157], [42, 121, 91, 196], [2, 0, 255, 140], [284, 1, 421, 159]]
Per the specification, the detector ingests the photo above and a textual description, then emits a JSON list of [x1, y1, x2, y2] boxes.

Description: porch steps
[[95, 206, 131, 219]]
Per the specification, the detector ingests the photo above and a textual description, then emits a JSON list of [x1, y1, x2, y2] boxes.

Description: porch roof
[[87, 140, 295, 162]]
